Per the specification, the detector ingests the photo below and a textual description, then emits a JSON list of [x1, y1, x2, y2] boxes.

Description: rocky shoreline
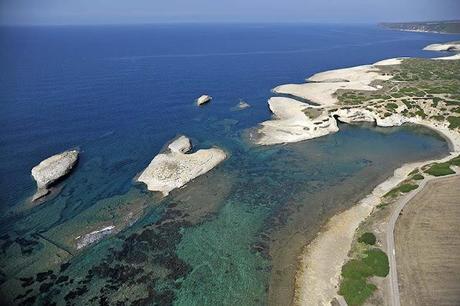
[[275, 42, 460, 305]]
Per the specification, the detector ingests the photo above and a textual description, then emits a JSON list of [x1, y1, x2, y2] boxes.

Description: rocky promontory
[[31, 150, 79, 201], [254, 97, 338, 145], [137, 136, 226, 195]]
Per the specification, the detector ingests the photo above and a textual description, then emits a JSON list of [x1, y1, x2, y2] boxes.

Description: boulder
[[197, 95, 212, 106]]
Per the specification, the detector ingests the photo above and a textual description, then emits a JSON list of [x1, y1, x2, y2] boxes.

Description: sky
[[1, 0, 459, 25]]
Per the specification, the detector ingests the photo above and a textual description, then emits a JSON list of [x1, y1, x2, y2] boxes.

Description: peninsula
[[380, 20, 460, 34]]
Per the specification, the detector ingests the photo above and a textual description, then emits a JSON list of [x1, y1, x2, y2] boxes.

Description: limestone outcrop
[[254, 97, 338, 145], [197, 95, 212, 106], [137, 136, 226, 195], [31, 150, 79, 201]]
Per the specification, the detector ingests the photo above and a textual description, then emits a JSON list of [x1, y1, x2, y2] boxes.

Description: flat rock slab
[[31, 150, 79, 201], [137, 136, 226, 196], [254, 97, 338, 145]]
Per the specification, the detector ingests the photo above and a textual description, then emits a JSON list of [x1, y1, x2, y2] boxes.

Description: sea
[[0, 23, 458, 305]]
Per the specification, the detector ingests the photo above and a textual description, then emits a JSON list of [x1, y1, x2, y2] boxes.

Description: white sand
[[434, 53, 460, 60]]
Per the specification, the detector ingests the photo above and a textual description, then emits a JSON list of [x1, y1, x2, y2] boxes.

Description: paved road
[[385, 173, 459, 306]]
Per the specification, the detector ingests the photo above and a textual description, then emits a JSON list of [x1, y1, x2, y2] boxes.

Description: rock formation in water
[[31, 150, 79, 201], [75, 225, 115, 249], [137, 136, 226, 196], [196, 95, 212, 106]]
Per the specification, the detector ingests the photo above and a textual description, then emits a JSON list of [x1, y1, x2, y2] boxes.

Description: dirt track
[[395, 175, 460, 306]]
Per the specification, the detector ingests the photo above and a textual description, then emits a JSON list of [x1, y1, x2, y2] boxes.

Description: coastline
[[288, 47, 460, 305], [293, 145, 459, 306]]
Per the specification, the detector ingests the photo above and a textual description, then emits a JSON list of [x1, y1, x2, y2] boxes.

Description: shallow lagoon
[[0, 24, 457, 304]]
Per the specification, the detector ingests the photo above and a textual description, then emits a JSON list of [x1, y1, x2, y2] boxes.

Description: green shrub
[[425, 163, 455, 176], [447, 116, 460, 129], [363, 249, 389, 277], [339, 278, 376, 306], [339, 248, 389, 305], [358, 232, 377, 245], [412, 174, 424, 180], [342, 260, 373, 279], [449, 155, 460, 166]]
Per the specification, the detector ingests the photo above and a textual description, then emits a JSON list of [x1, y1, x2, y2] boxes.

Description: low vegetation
[[358, 232, 376, 245], [411, 173, 424, 180], [384, 183, 419, 198], [339, 247, 389, 306], [425, 162, 455, 176]]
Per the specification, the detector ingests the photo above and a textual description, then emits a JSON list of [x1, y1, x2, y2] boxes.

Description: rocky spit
[[137, 136, 226, 196], [196, 95, 212, 106], [31, 150, 79, 201], [423, 42, 460, 52]]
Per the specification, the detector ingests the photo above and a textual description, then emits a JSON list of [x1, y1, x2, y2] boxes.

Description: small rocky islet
[[31, 150, 79, 201]]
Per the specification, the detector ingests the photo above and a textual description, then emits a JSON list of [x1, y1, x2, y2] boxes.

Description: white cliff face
[[137, 136, 226, 196], [332, 108, 376, 124], [31, 150, 79, 201], [196, 95, 212, 106], [255, 97, 338, 145]]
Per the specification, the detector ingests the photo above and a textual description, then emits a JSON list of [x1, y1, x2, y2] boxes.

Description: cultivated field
[[395, 175, 460, 305]]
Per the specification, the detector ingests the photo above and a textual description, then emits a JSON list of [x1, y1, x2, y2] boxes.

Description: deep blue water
[[0, 24, 457, 305]]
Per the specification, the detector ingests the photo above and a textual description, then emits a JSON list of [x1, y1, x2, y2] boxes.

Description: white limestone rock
[[236, 100, 251, 110], [273, 64, 393, 106], [254, 97, 338, 145], [332, 108, 376, 124], [31, 150, 79, 201], [137, 136, 226, 196], [168, 135, 192, 153], [423, 42, 460, 52], [75, 226, 115, 249], [196, 95, 212, 106]]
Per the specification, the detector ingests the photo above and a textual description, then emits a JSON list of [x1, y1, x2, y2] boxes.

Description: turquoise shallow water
[[0, 24, 457, 305]]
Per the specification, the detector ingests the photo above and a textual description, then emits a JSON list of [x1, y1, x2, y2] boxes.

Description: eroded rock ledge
[[31, 150, 79, 201], [254, 97, 338, 145], [137, 136, 226, 196]]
